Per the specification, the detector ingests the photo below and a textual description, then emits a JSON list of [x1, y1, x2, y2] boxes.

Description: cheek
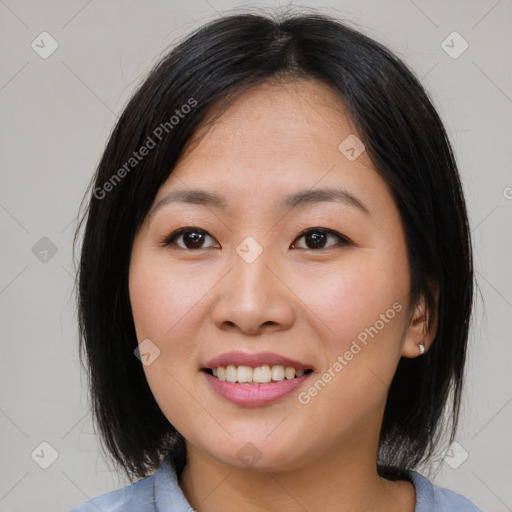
[[297, 251, 409, 346], [129, 257, 206, 345], [292, 244, 410, 415], [128, 255, 210, 420], [292, 269, 408, 434], [129, 256, 208, 431]]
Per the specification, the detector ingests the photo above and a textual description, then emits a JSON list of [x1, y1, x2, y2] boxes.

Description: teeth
[[285, 367, 296, 379], [237, 365, 253, 383], [209, 365, 309, 384], [271, 365, 285, 381], [225, 364, 237, 383], [253, 365, 271, 383]]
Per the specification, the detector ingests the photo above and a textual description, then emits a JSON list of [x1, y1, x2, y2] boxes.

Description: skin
[[129, 78, 438, 512]]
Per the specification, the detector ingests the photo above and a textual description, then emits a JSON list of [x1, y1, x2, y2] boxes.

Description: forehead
[[180, 78, 360, 164], [150, 79, 392, 220]]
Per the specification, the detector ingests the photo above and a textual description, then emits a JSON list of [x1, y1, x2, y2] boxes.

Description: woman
[[71, 10, 481, 511]]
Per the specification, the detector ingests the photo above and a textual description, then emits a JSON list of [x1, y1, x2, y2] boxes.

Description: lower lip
[[202, 371, 312, 407]]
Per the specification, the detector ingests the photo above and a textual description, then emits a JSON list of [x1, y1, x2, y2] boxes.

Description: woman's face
[[129, 79, 418, 472]]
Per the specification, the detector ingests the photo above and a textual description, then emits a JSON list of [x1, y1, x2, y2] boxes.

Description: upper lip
[[203, 351, 312, 370]]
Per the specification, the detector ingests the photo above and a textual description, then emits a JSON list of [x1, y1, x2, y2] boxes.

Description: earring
[[418, 341, 425, 354]]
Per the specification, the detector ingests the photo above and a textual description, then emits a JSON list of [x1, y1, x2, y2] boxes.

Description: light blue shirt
[[70, 455, 482, 511]]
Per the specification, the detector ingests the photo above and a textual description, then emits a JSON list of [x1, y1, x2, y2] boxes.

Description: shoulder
[[68, 456, 192, 512], [408, 471, 483, 512]]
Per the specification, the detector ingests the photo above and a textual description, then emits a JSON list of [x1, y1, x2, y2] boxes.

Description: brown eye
[[161, 227, 219, 250], [291, 228, 350, 250]]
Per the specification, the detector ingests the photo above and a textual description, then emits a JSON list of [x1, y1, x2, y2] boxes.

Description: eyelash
[[158, 226, 352, 251]]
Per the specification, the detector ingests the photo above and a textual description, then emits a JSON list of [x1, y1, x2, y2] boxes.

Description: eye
[[290, 228, 351, 250], [160, 227, 220, 250], [160, 226, 351, 251]]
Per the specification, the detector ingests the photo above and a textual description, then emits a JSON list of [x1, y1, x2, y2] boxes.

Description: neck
[[178, 439, 415, 512]]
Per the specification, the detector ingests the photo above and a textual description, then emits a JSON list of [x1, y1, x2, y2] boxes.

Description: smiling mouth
[[202, 365, 314, 384]]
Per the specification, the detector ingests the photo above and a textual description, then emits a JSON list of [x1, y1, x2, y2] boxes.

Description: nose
[[210, 245, 295, 336]]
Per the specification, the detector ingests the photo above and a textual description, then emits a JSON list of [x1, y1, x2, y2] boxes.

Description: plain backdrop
[[1, 1, 511, 510]]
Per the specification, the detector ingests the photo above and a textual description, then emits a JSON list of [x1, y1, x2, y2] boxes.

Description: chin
[[204, 437, 310, 473]]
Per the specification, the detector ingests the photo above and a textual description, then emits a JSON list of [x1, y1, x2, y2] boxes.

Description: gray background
[[1, 0, 511, 510]]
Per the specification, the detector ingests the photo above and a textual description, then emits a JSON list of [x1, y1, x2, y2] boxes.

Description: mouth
[[202, 365, 314, 384], [200, 352, 315, 406]]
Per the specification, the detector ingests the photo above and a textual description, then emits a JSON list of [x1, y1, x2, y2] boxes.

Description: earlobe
[[401, 289, 438, 358], [402, 333, 429, 359]]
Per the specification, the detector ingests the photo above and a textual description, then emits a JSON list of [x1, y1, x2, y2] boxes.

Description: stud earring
[[418, 341, 425, 354]]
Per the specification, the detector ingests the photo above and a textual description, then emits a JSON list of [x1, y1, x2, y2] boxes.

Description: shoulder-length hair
[[74, 10, 473, 481]]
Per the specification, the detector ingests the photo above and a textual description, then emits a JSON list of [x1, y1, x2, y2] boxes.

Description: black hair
[[74, 9, 473, 482]]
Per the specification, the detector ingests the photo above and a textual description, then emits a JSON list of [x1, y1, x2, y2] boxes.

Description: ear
[[401, 282, 440, 358]]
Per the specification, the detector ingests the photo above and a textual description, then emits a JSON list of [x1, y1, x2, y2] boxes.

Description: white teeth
[[285, 367, 296, 379], [253, 365, 271, 383], [237, 365, 253, 383], [209, 364, 309, 384], [225, 364, 237, 383], [271, 365, 285, 381]]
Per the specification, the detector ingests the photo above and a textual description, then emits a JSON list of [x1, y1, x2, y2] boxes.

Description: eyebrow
[[150, 187, 370, 216]]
